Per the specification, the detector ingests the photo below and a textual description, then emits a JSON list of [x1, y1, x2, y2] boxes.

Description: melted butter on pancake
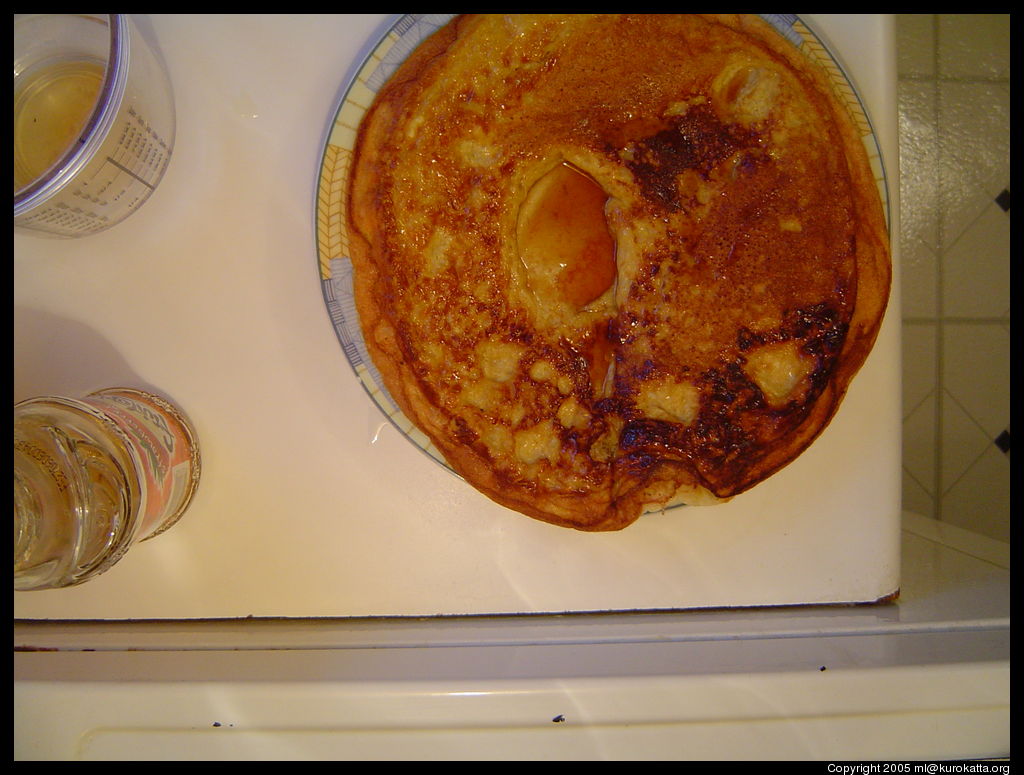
[[635, 377, 701, 425], [742, 340, 815, 407], [516, 162, 617, 312], [423, 227, 454, 277], [515, 418, 561, 465], [556, 394, 592, 431], [529, 358, 573, 395], [477, 340, 526, 383], [711, 60, 782, 127]]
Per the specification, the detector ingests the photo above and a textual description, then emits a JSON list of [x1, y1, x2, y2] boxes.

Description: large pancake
[[347, 14, 891, 531]]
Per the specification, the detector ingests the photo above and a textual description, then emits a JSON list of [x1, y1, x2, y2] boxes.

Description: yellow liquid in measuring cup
[[13, 60, 105, 192]]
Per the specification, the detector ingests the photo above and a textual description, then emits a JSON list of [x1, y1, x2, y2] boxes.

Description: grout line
[[904, 316, 1011, 325], [930, 13, 945, 524], [943, 209, 1002, 265], [902, 387, 934, 424], [942, 197, 1006, 257], [898, 73, 1010, 85], [902, 464, 934, 506], [901, 466, 936, 516], [943, 386, 1005, 447], [940, 387, 999, 497], [940, 447, 990, 499]]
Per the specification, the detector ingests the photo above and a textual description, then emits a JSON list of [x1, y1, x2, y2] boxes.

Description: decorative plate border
[[315, 14, 890, 472]]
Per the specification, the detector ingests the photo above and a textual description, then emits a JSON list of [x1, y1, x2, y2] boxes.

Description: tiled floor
[[895, 14, 1010, 543]]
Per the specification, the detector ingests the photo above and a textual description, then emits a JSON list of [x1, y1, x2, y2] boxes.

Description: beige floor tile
[[942, 203, 1011, 318], [937, 14, 1011, 79], [942, 323, 1010, 437], [895, 14, 936, 77], [901, 322, 937, 416], [901, 467, 935, 519], [897, 81, 941, 317], [941, 444, 1010, 543], [897, 80, 939, 235], [939, 388, 997, 495], [896, 13, 1010, 544], [937, 80, 1010, 245], [899, 237, 940, 321], [903, 392, 937, 498]]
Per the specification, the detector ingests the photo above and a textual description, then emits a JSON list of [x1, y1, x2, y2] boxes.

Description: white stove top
[[15, 14, 900, 621], [15, 512, 1010, 759]]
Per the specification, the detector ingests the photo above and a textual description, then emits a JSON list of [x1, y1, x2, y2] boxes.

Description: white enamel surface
[[13, 515, 1011, 759], [14, 15, 901, 620], [13, 664, 1011, 760]]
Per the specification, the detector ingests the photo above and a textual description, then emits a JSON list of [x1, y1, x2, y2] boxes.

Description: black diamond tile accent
[[994, 428, 1010, 454], [995, 188, 1010, 212]]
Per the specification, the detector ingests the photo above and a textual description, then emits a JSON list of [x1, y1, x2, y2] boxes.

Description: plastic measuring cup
[[13, 14, 176, 238]]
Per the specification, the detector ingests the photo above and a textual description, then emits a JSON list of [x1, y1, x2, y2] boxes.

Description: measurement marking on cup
[[105, 156, 157, 189], [14, 15, 175, 236]]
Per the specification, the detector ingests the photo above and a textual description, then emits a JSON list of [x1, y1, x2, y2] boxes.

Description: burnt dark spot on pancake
[[820, 323, 847, 355], [604, 317, 626, 348], [780, 303, 848, 361], [593, 395, 628, 417], [734, 151, 760, 176], [799, 321, 848, 363], [503, 322, 535, 345], [618, 449, 658, 476], [619, 418, 676, 451], [689, 411, 754, 473], [614, 105, 757, 211], [635, 358, 658, 380], [450, 416, 478, 446], [785, 302, 838, 338], [702, 365, 741, 406], [737, 327, 760, 351]]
